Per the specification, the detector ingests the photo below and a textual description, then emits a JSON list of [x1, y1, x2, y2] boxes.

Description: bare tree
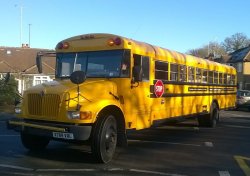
[[208, 42, 227, 57], [187, 42, 226, 59], [187, 48, 207, 58], [222, 33, 250, 53]]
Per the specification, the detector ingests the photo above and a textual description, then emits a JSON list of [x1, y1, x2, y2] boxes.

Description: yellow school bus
[[8, 33, 237, 163]]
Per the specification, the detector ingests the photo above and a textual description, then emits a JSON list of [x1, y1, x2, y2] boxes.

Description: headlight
[[14, 107, 22, 114], [67, 111, 92, 120], [67, 111, 80, 119]]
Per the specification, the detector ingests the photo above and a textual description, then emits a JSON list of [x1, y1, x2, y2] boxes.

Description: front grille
[[27, 94, 61, 118]]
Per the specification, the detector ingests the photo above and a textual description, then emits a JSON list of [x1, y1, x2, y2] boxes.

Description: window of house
[[245, 83, 250, 90], [239, 82, 243, 90], [6, 50, 11, 55], [188, 66, 195, 82], [179, 65, 187, 82], [237, 62, 242, 72], [24, 76, 34, 91], [0, 73, 8, 80], [170, 63, 178, 81], [155, 61, 168, 81], [33, 76, 52, 86]]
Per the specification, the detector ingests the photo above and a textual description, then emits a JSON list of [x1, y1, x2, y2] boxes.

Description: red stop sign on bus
[[154, 80, 164, 97]]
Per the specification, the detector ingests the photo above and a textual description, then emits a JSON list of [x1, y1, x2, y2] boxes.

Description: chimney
[[21, 44, 30, 48]]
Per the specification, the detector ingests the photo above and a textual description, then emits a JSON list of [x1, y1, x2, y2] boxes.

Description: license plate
[[53, 132, 74, 140]]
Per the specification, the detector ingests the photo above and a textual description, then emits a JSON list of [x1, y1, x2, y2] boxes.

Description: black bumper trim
[[7, 118, 92, 141]]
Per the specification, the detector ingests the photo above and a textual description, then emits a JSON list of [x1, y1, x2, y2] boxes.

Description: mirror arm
[[130, 82, 139, 89], [76, 84, 81, 110]]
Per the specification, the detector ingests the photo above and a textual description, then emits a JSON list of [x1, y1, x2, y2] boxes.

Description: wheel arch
[[94, 105, 127, 147]]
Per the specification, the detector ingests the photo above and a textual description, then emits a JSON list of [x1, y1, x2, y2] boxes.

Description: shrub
[[0, 75, 19, 105]]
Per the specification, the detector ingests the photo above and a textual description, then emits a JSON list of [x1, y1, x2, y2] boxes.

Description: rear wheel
[[198, 103, 219, 128], [21, 132, 50, 150], [91, 115, 117, 163]]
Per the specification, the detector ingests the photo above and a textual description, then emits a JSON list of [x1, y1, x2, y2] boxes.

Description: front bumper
[[7, 118, 92, 141]]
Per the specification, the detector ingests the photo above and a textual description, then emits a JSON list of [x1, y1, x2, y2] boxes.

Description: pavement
[[0, 112, 16, 121]]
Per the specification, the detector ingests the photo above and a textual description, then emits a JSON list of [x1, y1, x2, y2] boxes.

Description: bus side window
[[170, 63, 178, 81], [133, 54, 149, 81], [179, 65, 187, 82], [219, 73, 223, 84], [155, 61, 168, 81], [227, 75, 233, 85], [224, 74, 227, 84], [196, 68, 202, 83], [188, 66, 195, 82], [208, 71, 214, 84], [214, 72, 218, 84], [202, 70, 208, 83]]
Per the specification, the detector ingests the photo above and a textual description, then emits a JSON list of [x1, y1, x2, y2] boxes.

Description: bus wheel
[[21, 132, 50, 150], [91, 115, 117, 163], [198, 103, 219, 128]]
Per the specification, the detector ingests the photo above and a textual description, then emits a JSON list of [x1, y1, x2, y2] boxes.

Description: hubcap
[[104, 122, 117, 153]]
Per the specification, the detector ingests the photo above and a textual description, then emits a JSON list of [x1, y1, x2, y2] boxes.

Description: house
[[0, 46, 55, 94], [227, 46, 250, 90]]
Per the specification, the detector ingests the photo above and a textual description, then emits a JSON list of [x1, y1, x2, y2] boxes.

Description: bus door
[[129, 54, 152, 129]]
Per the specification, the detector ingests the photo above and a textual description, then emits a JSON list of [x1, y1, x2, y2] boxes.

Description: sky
[[1, 0, 250, 53]]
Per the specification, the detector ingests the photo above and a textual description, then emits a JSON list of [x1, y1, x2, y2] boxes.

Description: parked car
[[236, 90, 250, 110]]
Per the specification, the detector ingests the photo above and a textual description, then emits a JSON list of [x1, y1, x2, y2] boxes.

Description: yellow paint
[[16, 33, 236, 131], [234, 155, 250, 176]]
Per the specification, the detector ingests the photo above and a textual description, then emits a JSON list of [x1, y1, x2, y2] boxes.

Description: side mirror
[[70, 71, 86, 85], [70, 71, 86, 111], [132, 66, 142, 83], [4, 72, 10, 84], [36, 53, 43, 73]]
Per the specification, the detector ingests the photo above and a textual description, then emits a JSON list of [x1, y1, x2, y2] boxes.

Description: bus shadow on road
[[22, 121, 201, 164], [126, 120, 202, 148], [19, 120, 216, 164], [25, 142, 97, 164]]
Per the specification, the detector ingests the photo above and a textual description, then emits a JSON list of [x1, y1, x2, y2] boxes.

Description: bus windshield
[[56, 50, 130, 78]]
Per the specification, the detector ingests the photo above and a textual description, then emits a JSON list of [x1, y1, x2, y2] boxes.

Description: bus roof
[[58, 33, 236, 74]]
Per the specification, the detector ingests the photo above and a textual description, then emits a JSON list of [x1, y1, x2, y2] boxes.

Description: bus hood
[[25, 79, 118, 103]]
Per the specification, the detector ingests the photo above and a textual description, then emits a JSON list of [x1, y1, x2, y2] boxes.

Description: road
[[0, 110, 250, 176]]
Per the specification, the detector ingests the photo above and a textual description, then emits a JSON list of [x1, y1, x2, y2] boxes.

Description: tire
[[198, 103, 219, 128], [21, 132, 50, 151], [91, 115, 117, 163]]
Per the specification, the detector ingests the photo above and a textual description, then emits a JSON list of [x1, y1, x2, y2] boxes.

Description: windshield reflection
[[56, 50, 130, 78]]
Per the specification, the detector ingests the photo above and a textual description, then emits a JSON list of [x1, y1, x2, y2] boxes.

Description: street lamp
[[29, 24, 31, 47]]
